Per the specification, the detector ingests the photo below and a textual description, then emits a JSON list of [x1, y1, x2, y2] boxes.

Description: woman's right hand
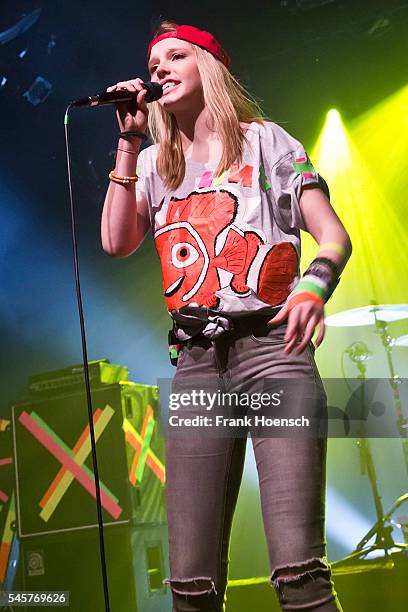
[[106, 77, 149, 135]]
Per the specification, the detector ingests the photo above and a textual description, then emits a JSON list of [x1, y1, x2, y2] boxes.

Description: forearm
[[314, 224, 352, 275], [293, 226, 352, 305], [299, 186, 352, 274], [101, 138, 146, 257]]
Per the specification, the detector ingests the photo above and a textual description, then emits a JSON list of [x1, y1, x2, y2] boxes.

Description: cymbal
[[394, 335, 408, 347], [325, 304, 408, 327]]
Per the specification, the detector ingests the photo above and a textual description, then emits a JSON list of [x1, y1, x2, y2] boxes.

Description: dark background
[[1, 0, 407, 408], [1, 0, 407, 577]]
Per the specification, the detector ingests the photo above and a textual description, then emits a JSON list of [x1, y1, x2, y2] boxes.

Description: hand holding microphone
[[71, 78, 163, 141], [107, 78, 160, 137]]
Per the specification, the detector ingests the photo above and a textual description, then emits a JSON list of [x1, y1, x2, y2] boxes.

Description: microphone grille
[[143, 81, 163, 102]]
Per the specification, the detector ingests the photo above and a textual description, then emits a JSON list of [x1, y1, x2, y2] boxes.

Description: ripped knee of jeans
[[270, 556, 331, 587], [163, 576, 218, 596], [270, 556, 335, 604]]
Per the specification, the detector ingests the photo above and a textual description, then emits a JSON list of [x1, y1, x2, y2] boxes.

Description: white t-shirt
[[137, 120, 324, 340]]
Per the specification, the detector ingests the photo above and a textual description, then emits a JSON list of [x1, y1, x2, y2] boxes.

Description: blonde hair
[[147, 21, 268, 190]]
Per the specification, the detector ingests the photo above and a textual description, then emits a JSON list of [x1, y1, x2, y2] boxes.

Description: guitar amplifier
[[9, 372, 170, 611], [12, 382, 166, 538], [18, 523, 171, 612], [0, 419, 14, 588], [27, 359, 128, 398]]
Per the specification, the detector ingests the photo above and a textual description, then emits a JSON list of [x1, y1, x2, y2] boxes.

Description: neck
[[174, 105, 217, 150]]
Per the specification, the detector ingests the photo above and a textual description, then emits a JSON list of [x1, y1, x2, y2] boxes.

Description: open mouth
[[165, 275, 184, 297], [162, 82, 180, 95]]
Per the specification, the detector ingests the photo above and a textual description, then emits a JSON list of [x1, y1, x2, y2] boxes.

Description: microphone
[[70, 81, 163, 107]]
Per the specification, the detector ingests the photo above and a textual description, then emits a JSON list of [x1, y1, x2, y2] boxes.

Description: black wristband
[[303, 263, 333, 287], [325, 276, 340, 302], [303, 257, 340, 303], [312, 256, 340, 276], [119, 130, 147, 142]]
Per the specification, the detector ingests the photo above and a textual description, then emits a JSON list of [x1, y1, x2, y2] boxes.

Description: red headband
[[147, 25, 231, 70]]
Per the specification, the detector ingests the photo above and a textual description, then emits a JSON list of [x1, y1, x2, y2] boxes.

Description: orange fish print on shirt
[[154, 190, 261, 311]]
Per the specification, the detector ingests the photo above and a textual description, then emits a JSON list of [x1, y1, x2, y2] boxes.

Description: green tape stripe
[[259, 164, 271, 192], [294, 279, 326, 299], [135, 416, 155, 482], [169, 345, 179, 359], [292, 160, 316, 174]]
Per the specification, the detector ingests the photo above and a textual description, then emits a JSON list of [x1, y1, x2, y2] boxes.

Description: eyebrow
[[148, 47, 188, 67]]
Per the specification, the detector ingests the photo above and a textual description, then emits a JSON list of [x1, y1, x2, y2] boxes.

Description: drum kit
[[325, 303, 408, 570]]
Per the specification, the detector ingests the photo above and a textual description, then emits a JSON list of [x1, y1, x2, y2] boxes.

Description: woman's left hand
[[267, 300, 325, 354]]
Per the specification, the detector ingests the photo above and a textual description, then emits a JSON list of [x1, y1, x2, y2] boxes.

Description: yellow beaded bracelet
[[109, 170, 138, 185], [317, 242, 346, 257]]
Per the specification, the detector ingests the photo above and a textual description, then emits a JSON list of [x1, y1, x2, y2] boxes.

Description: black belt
[[181, 310, 283, 345], [228, 312, 280, 337]]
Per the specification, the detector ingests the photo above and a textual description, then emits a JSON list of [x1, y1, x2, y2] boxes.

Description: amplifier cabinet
[[19, 523, 171, 612], [11, 382, 166, 538]]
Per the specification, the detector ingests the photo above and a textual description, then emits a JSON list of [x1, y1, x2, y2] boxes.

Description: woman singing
[[102, 20, 351, 611]]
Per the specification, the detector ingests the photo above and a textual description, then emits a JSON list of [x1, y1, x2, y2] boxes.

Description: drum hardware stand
[[333, 332, 407, 568], [371, 304, 408, 474], [326, 302, 408, 570]]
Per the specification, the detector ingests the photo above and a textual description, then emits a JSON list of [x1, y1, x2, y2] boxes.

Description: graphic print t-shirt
[[136, 120, 322, 340]]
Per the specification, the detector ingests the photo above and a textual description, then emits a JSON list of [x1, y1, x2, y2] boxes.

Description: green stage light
[[327, 108, 340, 120], [351, 83, 408, 196], [300, 89, 408, 378], [303, 92, 408, 316]]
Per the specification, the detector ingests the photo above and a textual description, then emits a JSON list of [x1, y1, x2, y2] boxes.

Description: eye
[[171, 242, 199, 268], [150, 53, 185, 74]]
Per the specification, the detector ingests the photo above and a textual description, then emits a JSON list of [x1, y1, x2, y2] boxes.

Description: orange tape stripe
[[0, 542, 11, 583], [125, 430, 165, 484]]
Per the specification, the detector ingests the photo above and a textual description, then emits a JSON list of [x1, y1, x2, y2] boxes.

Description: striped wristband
[[288, 257, 340, 306], [287, 291, 324, 310]]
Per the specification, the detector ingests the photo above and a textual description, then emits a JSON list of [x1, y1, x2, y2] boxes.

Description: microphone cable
[[63, 104, 111, 612]]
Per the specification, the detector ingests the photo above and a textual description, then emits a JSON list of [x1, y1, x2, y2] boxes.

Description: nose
[[156, 62, 171, 80]]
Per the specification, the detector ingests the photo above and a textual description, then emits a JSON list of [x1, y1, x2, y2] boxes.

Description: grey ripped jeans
[[163, 315, 343, 612]]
